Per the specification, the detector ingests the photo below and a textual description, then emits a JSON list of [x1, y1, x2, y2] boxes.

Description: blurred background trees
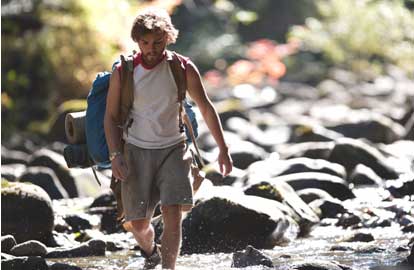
[[2, 0, 413, 141]]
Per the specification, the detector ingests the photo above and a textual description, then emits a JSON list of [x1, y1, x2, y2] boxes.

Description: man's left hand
[[218, 148, 233, 176]]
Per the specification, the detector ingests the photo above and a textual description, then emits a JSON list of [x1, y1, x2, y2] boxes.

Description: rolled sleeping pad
[[65, 111, 86, 144]]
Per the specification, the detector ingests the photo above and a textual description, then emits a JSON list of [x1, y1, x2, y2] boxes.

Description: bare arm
[[186, 61, 233, 175], [104, 68, 128, 180]]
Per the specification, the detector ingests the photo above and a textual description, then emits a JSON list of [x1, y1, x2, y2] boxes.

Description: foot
[[141, 243, 161, 269]]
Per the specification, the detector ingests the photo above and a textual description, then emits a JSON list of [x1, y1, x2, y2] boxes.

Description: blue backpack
[[85, 52, 199, 169]]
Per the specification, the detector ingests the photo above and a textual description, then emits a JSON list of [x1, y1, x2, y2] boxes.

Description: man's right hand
[[111, 155, 128, 181]]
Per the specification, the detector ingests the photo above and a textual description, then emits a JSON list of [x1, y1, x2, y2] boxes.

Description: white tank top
[[121, 53, 186, 149]]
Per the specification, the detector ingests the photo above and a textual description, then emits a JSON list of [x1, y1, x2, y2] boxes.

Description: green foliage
[[1, 0, 128, 140], [288, 0, 414, 77]]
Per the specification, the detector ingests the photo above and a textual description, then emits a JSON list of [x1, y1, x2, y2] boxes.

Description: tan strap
[[183, 111, 205, 167], [167, 50, 205, 168], [119, 54, 135, 127]]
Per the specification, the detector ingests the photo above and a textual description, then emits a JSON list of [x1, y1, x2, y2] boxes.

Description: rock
[[1, 164, 26, 182], [1, 235, 17, 253], [46, 239, 106, 258], [48, 262, 83, 270], [348, 164, 383, 186], [10, 240, 48, 257], [289, 123, 343, 143], [355, 245, 385, 253], [327, 115, 405, 144], [89, 191, 116, 208], [87, 206, 122, 234], [231, 245, 273, 268], [105, 241, 123, 252], [18, 166, 69, 199], [297, 188, 334, 204], [28, 148, 78, 197], [364, 216, 392, 228], [291, 260, 353, 270], [275, 82, 320, 100], [386, 174, 414, 198], [275, 142, 334, 160], [219, 109, 250, 131], [63, 214, 92, 232], [1, 146, 30, 165], [329, 68, 357, 86], [328, 138, 399, 179], [408, 244, 414, 265], [177, 181, 299, 254], [309, 199, 348, 219], [256, 172, 355, 201], [1, 181, 54, 244], [336, 213, 362, 228], [198, 131, 243, 152], [226, 140, 268, 170], [204, 165, 247, 186], [344, 232, 375, 242], [244, 180, 319, 237], [1, 254, 48, 270], [403, 224, 414, 233], [245, 182, 284, 202], [248, 157, 346, 181]]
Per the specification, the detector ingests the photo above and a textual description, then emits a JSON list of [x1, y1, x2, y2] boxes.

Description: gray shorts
[[122, 141, 194, 222]]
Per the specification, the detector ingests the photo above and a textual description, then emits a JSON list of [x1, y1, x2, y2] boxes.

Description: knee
[[130, 219, 151, 233], [161, 205, 182, 225], [161, 205, 182, 215]]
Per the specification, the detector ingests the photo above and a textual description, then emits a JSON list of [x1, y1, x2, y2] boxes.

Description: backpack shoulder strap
[[166, 50, 205, 167], [167, 50, 187, 133], [119, 53, 135, 127], [167, 50, 187, 103]]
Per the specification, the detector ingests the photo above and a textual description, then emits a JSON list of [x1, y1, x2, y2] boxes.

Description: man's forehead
[[140, 31, 165, 41]]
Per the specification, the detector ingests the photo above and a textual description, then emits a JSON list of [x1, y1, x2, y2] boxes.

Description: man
[[104, 8, 233, 270]]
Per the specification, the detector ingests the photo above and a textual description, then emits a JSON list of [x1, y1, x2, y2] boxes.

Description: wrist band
[[109, 151, 121, 161]]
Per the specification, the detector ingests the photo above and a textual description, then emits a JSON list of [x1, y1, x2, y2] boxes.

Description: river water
[[49, 188, 413, 270]]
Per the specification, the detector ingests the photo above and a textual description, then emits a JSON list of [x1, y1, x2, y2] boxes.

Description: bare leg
[[130, 218, 155, 256], [160, 205, 182, 270]]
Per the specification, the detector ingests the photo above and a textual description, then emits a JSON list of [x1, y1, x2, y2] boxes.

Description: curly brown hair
[[131, 8, 179, 44]]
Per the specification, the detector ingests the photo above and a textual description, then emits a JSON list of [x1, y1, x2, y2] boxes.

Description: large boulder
[[1, 181, 54, 244], [18, 166, 69, 199], [1, 235, 17, 253], [244, 180, 319, 237], [28, 148, 78, 197], [251, 172, 355, 201], [328, 138, 399, 180], [172, 181, 299, 254]]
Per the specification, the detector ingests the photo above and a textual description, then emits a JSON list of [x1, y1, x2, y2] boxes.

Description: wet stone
[[344, 232, 375, 242], [232, 245, 273, 268], [336, 213, 362, 228], [1, 235, 17, 253]]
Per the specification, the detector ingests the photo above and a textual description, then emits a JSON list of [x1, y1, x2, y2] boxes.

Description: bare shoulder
[[186, 60, 201, 80]]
